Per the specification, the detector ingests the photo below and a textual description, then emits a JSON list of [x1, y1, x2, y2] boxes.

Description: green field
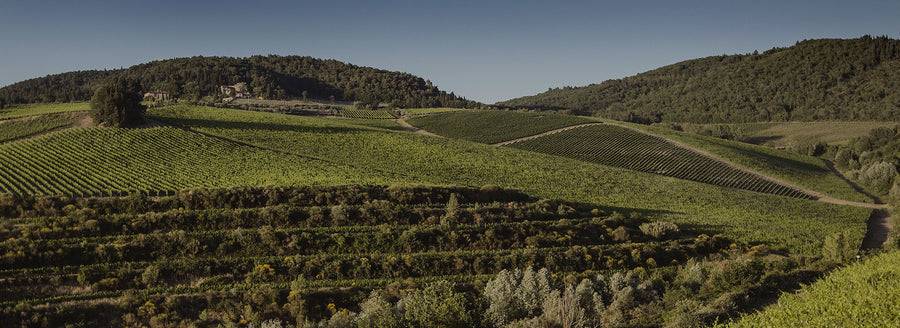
[[339, 109, 396, 119], [684, 121, 900, 147], [0, 113, 78, 142], [624, 122, 873, 203], [403, 107, 472, 116], [0, 102, 90, 120], [0, 126, 400, 196], [146, 105, 870, 254], [726, 250, 900, 327], [507, 125, 811, 199], [406, 110, 597, 144]]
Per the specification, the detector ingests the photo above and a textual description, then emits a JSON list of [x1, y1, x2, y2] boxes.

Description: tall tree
[[90, 78, 145, 128]]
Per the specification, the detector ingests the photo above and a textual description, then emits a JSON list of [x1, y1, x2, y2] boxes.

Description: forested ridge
[[499, 36, 900, 123], [0, 55, 479, 108]]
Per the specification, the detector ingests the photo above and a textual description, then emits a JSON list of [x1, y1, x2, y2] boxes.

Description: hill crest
[[498, 36, 900, 123]]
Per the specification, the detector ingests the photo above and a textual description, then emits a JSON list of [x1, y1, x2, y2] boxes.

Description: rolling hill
[[499, 36, 900, 123], [0, 104, 887, 327], [0, 55, 479, 109]]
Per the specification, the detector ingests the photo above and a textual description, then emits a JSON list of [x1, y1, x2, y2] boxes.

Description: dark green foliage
[[89, 78, 145, 127], [0, 55, 479, 109], [499, 36, 900, 123], [831, 125, 900, 198]]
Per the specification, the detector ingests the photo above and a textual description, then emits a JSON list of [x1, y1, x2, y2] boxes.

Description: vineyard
[[507, 124, 812, 199], [146, 106, 870, 254], [0, 185, 777, 326], [403, 107, 471, 116], [0, 126, 401, 197], [629, 122, 873, 203], [0, 102, 90, 120], [338, 109, 396, 119], [406, 110, 597, 144], [0, 112, 78, 142]]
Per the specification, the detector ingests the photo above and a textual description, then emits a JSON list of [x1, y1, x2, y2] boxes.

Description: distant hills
[[499, 36, 900, 123], [0, 55, 479, 108]]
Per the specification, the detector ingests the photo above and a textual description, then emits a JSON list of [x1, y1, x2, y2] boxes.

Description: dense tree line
[[830, 125, 900, 201], [499, 36, 900, 123], [0, 55, 480, 109]]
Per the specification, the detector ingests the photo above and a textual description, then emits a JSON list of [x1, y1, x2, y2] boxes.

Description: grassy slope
[[726, 251, 900, 328], [682, 121, 899, 147], [0, 103, 90, 120], [507, 125, 810, 199], [0, 113, 76, 142], [149, 105, 870, 254], [404, 107, 472, 116], [406, 110, 596, 144], [621, 122, 872, 203], [0, 126, 404, 196]]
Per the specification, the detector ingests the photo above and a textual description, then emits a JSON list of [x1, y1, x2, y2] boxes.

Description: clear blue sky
[[2, 0, 898, 103]]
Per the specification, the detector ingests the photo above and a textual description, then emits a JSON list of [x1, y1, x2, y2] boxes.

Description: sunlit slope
[[726, 251, 900, 328], [0, 102, 89, 120], [405, 110, 869, 203], [149, 105, 870, 254], [507, 124, 811, 199], [623, 122, 872, 203], [406, 110, 596, 144], [0, 126, 406, 196]]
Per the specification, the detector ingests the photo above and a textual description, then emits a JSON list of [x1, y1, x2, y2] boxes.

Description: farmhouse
[[220, 82, 251, 98], [143, 90, 170, 101]]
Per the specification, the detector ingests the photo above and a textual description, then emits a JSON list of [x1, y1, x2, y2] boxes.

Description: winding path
[[394, 117, 440, 137]]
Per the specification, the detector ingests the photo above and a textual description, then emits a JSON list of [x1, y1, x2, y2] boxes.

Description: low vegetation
[[0, 102, 89, 120], [628, 122, 873, 203], [146, 105, 871, 254], [338, 109, 396, 119], [508, 124, 811, 199], [406, 110, 596, 144], [0, 113, 77, 143], [403, 107, 471, 116], [679, 121, 898, 148], [725, 250, 900, 327], [0, 126, 400, 196], [0, 185, 854, 327]]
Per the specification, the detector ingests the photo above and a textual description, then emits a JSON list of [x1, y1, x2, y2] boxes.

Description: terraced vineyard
[[508, 124, 813, 199], [339, 109, 396, 119], [407, 110, 597, 144], [0, 185, 741, 326]]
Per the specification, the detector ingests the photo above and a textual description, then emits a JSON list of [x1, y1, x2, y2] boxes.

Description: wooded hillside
[[499, 36, 900, 123], [0, 55, 478, 108]]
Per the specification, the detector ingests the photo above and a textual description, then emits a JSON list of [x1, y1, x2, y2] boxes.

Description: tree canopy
[[90, 78, 144, 128], [0, 55, 479, 109], [499, 36, 900, 123]]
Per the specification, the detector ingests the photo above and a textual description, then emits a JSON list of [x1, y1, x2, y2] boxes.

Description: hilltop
[[498, 36, 900, 123], [0, 55, 479, 109]]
